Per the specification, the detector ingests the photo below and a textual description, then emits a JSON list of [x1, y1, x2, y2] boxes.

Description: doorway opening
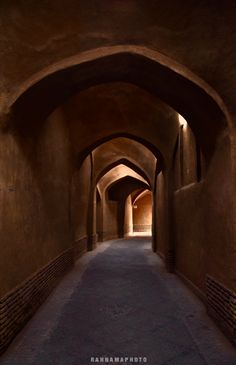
[[125, 189, 152, 238]]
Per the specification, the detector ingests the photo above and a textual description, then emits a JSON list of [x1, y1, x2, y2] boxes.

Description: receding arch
[[6, 45, 231, 159], [133, 189, 151, 205], [79, 132, 163, 172], [92, 136, 157, 188], [95, 163, 150, 242], [107, 175, 149, 201], [97, 164, 149, 193], [95, 158, 152, 188]]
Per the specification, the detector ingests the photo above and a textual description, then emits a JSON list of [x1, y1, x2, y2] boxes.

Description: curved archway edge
[[7, 45, 231, 124], [95, 158, 152, 188], [79, 132, 163, 173], [5, 45, 231, 159]]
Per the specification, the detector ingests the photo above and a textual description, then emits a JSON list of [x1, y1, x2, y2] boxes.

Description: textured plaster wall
[[0, 1, 235, 117], [93, 137, 156, 187], [174, 133, 235, 291], [174, 123, 197, 189], [124, 195, 133, 237], [102, 195, 119, 241], [61, 83, 178, 165], [181, 124, 197, 185], [96, 191, 103, 241], [71, 155, 91, 242], [155, 172, 169, 258], [0, 108, 73, 296], [133, 193, 152, 232]]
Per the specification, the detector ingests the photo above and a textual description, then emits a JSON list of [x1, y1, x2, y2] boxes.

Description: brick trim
[[206, 275, 236, 344], [0, 237, 88, 354], [133, 224, 151, 232], [165, 249, 175, 272]]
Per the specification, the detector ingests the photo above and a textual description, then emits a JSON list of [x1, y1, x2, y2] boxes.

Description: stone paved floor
[[1, 238, 236, 365]]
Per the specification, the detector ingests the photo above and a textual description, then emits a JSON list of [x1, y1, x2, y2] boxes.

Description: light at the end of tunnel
[[178, 114, 187, 129]]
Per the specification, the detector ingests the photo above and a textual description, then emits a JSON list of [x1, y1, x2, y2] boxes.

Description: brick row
[[206, 275, 236, 341], [0, 238, 87, 354]]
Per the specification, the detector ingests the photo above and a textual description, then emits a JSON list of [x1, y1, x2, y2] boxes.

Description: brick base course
[[0, 237, 87, 354], [206, 275, 236, 345]]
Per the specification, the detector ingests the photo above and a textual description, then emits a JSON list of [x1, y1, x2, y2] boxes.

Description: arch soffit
[[82, 133, 162, 171], [133, 189, 152, 205], [95, 157, 152, 188], [106, 176, 149, 200], [97, 164, 149, 193], [7, 45, 230, 125], [5, 45, 232, 160]]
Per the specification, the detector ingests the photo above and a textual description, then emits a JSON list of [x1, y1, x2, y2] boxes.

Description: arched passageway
[[84, 136, 157, 247], [0, 7, 236, 360]]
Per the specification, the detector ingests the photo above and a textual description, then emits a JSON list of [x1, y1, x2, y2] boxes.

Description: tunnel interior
[[0, 36, 235, 355]]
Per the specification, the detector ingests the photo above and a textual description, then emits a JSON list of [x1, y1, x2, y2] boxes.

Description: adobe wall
[[0, 108, 73, 297], [71, 155, 91, 243], [61, 83, 179, 165], [174, 132, 235, 292], [0, 1, 235, 117], [92, 137, 157, 188], [124, 195, 133, 237], [155, 172, 169, 259], [133, 193, 152, 232], [0, 0, 235, 347], [96, 191, 103, 241], [102, 194, 119, 241]]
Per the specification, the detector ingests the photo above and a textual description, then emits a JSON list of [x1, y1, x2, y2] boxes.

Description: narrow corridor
[[1, 238, 236, 365]]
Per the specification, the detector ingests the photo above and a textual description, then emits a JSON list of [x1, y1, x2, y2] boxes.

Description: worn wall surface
[[71, 155, 91, 243], [0, 0, 235, 348], [133, 192, 152, 232], [173, 129, 235, 292], [102, 194, 119, 241], [61, 83, 178, 165], [155, 172, 169, 258], [0, 1, 235, 117], [93, 137, 157, 187], [0, 108, 73, 297], [124, 195, 133, 237]]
